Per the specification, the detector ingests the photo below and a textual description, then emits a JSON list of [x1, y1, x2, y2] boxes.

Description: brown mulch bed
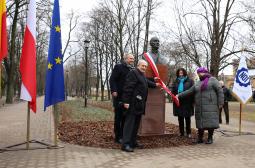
[[58, 121, 198, 149]]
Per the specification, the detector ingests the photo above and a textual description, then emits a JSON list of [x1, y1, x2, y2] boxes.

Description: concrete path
[[0, 97, 255, 168]]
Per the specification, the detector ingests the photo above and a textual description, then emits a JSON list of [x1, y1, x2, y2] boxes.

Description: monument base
[[139, 88, 166, 135], [139, 64, 168, 136]]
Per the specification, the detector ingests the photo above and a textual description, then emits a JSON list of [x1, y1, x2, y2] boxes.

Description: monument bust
[[139, 37, 169, 135], [147, 37, 168, 65]]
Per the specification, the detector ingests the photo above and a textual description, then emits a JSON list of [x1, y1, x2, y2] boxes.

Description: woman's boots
[[206, 129, 214, 144], [196, 129, 214, 144], [196, 129, 204, 143]]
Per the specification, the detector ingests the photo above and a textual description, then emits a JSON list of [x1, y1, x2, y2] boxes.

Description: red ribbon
[[143, 52, 180, 107]]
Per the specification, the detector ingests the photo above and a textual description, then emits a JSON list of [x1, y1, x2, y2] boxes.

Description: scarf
[[122, 62, 134, 71], [177, 76, 187, 93], [199, 73, 211, 91]]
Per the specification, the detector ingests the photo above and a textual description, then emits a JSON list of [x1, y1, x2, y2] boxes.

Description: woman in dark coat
[[177, 67, 224, 144], [172, 68, 194, 137]]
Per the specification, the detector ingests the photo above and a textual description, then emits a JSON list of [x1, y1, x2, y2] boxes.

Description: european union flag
[[44, 0, 65, 111]]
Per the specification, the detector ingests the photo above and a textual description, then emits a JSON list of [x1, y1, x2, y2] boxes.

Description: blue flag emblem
[[44, 0, 65, 111], [236, 68, 250, 87]]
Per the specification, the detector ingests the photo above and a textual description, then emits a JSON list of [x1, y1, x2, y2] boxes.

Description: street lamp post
[[84, 39, 90, 107], [65, 70, 69, 101]]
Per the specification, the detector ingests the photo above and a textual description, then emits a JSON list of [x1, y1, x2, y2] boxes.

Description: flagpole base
[[216, 129, 255, 137], [0, 139, 64, 152]]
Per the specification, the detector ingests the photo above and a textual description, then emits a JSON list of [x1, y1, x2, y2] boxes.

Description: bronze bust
[[148, 37, 168, 65]]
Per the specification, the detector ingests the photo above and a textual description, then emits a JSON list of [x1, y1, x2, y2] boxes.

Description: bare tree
[[143, 0, 152, 52], [36, 0, 52, 96], [4, 0, 27, 103], [61, 0, 160, 101], [62, 10, 81, 62], [174, 0, 255, 77]]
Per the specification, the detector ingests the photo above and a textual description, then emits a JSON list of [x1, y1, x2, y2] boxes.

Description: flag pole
[[239, 103, 242, 135], [43, 0, 65, 149], [53, 104, 59, 146], [0, 64, 2, 98], [0, 102, 63, 152], [26, 102, 30, 149]]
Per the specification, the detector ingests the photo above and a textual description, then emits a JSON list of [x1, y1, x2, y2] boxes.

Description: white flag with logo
[[232, 55, 252, 104]]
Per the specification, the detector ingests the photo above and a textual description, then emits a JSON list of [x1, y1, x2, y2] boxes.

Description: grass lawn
[[230, 112, 255, 122], [60, 99, 114, 122], [229, 102, 255, 122], [60, 100, 255, 122]]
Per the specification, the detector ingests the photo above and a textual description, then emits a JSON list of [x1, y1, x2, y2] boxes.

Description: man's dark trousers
[[113, 98, 125, 142], [122, 113, 142, 147], [219, 101, 229, 124]]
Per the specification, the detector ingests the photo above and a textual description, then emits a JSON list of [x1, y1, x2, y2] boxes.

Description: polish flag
[[19, 0, 36, 112], [143, 52, 179, 107]]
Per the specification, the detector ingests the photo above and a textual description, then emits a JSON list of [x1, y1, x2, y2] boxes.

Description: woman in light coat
[[177, 67, 224, 144]]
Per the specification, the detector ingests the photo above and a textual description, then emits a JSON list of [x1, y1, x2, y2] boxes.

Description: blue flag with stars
[[44, 0, 65, 111]]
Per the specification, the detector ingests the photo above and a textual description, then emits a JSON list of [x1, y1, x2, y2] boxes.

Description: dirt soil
[[58, 121, 199, 149]]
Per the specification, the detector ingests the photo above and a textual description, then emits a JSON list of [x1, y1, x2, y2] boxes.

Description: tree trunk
[[143, 0, 152, 52], [6, 2, 19, 103]]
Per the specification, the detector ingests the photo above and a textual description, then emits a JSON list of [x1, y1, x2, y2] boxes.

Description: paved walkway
[[0, 97, 255, 168]]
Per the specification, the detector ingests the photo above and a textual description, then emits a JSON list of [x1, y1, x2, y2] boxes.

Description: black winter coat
[[109, 62, 134, 104], [122, 69, 156, 115], [222, 86, 231, 102], [172, 77, 194, 117]]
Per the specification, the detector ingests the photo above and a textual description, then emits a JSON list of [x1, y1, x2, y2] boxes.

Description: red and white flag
[[143, 52, 179, 106], [19, 0, 36, 112]]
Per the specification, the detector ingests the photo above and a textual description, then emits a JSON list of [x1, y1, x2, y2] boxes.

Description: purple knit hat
[[197, 67, 208, 74], [196, 67, 211, 91]]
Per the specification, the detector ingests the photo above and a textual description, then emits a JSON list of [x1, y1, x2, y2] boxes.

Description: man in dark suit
[[219, 81, 231, 124], [121, 60, 160, 152], [109, 54, 135, 144]]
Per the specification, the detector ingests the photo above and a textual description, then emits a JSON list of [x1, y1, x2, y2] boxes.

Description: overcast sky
[[59, 0, 177, 50], [59, 0, 175, 29], [60, 0, 98, 15], [59, 0, 174, 33], [58, 0, 243, 75]]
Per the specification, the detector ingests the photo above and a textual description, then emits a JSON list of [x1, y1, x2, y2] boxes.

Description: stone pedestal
[[139, 65, 168, 135]]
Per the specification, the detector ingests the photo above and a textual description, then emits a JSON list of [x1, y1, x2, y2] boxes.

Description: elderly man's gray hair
[[123, 53, 134, 61], [137, 59, 148, 66]]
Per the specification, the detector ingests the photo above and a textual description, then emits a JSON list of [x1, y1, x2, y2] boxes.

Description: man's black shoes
[[192, 139, 204, 144], [205, 138, 213, 144], [115, 138, 122, 144], [121, 145, 134, 152], [133, 143, 144, 149]]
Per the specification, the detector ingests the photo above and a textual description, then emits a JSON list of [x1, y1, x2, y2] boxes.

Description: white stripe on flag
[[20, 83, 32, 101], [26, 0, 36, 39], [146, 52, 159, 74]]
